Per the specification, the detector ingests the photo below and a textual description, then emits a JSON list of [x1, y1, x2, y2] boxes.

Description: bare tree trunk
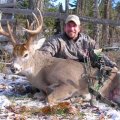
[[65, 0, 69, 14], [76, 0, 83, 16], [76, 0, 86, 33], [93, 0, 100, 47], [109, 1, 114, 46], [115, 13, 120, 44], [61, 0, 69, 33], [29, 0, 44, 11], [28, 0, 34, 9], [28, 0, 44, 21], [102, 0, 111, 47]]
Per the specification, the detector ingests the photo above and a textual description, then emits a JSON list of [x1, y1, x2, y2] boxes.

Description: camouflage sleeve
[[102, 54, 117, 68], [40, 36, 60, 57], [87, 36, 117, 68]]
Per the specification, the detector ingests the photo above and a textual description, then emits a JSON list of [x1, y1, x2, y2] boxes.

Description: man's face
[[64, 21, 80, 40]]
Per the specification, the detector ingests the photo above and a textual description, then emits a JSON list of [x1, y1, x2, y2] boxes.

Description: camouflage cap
[[65, 15, 80, 25]]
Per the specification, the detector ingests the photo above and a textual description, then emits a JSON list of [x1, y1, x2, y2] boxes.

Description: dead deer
[[0, 9, 95, 104]]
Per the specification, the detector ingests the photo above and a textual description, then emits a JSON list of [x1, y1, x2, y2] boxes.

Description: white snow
[[0, 72, 120, 119]]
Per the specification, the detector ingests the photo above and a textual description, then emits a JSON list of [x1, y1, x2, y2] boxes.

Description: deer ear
[[33, 37, 46, 50]]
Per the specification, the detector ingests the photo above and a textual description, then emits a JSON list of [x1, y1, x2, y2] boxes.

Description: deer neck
[[26, 50, 54, 78]]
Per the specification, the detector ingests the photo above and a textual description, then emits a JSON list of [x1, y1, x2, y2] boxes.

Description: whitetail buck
[[0, 9, 98, 104]]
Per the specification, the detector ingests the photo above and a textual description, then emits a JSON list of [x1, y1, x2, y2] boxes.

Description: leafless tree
[[102, 0, 111, 46], [93, 0, 100, 47]]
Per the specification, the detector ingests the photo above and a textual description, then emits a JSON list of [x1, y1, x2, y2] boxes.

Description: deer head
[[0, 9, 45, 75]]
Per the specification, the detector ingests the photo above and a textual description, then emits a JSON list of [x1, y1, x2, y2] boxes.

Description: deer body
[[12, 47, 90, 103], [0, 9, 94, 103]]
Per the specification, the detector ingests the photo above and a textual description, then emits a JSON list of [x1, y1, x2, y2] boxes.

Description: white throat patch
[[23, 67, 33, 76]]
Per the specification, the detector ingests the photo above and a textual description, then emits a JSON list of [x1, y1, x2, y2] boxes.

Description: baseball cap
[[65, 15, 80, 25]]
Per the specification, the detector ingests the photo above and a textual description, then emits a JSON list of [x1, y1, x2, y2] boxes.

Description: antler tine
[[26, 19, 30, 29], [0, 12, 9, 36], [7, 21, 16, 46], [0, 22, 16, 46], [23, 8, 43, 35], [26, 19, 36, 31], [32, 12, 40, 26], [0, 11, 16, 46], [0, 24, 9, 37], [27, 19, 37, 30], [30, 20, 36, 29]]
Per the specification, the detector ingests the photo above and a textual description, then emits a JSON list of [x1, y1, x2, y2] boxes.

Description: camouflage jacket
[[40, 33, 116, 68]]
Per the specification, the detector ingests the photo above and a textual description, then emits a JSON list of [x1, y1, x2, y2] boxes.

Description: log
[[0, 3, 16, 8], [0, 8, 120, 26]]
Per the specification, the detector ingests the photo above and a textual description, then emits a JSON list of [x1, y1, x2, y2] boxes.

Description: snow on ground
[[0, 73, 120, 120]]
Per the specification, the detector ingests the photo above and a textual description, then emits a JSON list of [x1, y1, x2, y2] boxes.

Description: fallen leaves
[[6, 105, 31, 114], [0, 83, 6, 90], [6, 101, 79, 116]]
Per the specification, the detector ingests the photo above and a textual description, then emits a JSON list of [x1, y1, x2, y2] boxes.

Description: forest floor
[[0, 48, 120, 120], [0, 72, 120, 120]]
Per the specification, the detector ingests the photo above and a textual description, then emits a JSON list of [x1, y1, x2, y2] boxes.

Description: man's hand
[[94, 49, 102, 55]]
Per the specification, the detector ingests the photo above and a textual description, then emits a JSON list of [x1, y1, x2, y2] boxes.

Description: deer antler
[[0, 23, 9, 36], [23, 8, 43, 35], [0, 11, 16, 46], [0, 11, 9, 36], [7, 21, 16, 45]]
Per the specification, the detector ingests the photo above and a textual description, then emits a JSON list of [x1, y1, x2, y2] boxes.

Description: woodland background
[[0, 0, 120, 47], [27, 0, 120, 48], [0, 0, 120, 69]]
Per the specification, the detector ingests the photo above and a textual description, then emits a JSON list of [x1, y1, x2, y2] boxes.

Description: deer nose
[[10, 63, 21, 74], [11, 67, 18, 73]]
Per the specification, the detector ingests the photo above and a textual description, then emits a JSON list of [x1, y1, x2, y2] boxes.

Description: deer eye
[[23, 53, 28, 58]]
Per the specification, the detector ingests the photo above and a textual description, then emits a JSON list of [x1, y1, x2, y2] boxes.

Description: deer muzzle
[[10, 63, 22, 74]]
